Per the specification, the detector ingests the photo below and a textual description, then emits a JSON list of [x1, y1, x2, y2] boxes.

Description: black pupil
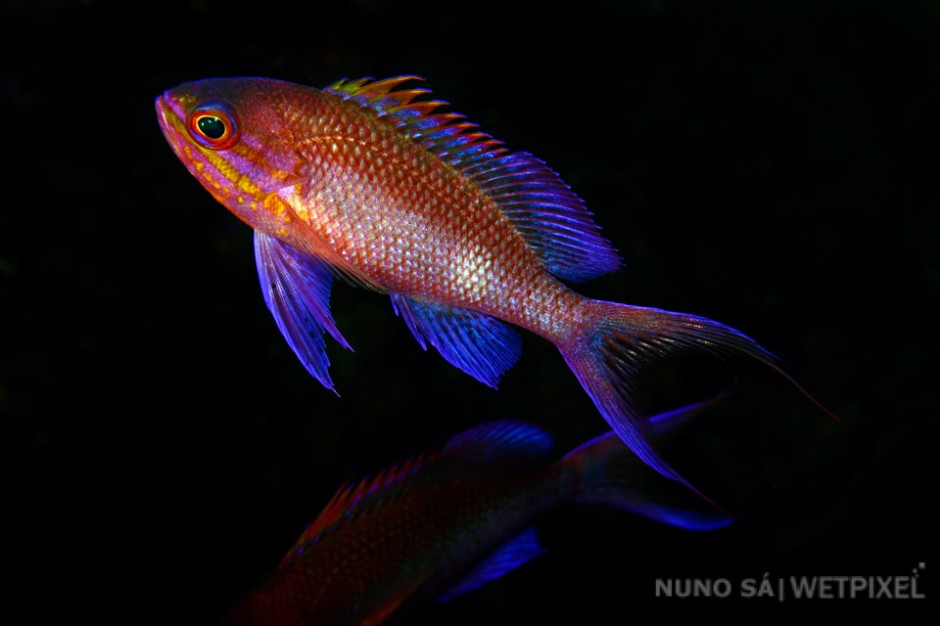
[[197, 115, 226, 139]]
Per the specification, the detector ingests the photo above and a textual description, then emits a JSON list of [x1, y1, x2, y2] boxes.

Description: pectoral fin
[[254, 231, 352, 392]]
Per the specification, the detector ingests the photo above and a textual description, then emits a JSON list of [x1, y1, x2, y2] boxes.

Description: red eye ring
[[187, 101, 239, 150]]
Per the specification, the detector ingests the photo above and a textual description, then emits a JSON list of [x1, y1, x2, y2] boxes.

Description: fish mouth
[[155, 95, 170, 130], [154, 92, 189, 155]]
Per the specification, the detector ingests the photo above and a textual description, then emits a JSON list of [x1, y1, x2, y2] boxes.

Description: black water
[[2, 0, 936, 623]]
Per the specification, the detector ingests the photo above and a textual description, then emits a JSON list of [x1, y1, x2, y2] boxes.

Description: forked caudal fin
[[562, 396, 734, 530], [558, 299, 840, 508]]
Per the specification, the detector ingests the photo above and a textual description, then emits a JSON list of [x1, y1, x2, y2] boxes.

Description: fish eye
[[187, 101, 239, 150]]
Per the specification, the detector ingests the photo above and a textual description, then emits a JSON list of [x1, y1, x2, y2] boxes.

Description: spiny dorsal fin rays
[[279, 421, 553, 567], [327, 76, 439, 118], [327, 75, 421, 98], [324, 76, 622, 283], [281, 452, 433, 567]]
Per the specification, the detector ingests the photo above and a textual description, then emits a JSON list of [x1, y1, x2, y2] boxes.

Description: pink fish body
[[155, 76, 829, 497], [221, 400, 731, 626]]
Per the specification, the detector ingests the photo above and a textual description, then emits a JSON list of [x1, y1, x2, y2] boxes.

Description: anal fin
[[390, 294, 521, 388], [436, 527, 545, 603]]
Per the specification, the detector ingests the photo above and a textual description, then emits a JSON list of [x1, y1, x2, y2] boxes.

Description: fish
[[220, 398, 733, 626], [155, 75, 836, 499]]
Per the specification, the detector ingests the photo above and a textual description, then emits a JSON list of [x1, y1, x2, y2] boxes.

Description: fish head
[[155, 77, 313, 237]]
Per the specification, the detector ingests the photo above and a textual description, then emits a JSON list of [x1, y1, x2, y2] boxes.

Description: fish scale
[[299, 116, 538, 310], [156, 75, 836, 505]]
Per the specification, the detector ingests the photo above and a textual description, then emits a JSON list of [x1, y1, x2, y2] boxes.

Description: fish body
[[221, 400, 731, 626], [156, 77, 593, 356], [156, 76, 825, 496]]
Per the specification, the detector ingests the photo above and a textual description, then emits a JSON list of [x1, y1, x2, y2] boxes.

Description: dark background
[[2, 0, 937, 623]]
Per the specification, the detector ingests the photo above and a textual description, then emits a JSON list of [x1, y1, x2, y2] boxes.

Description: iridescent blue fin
[[440, 419, 553, 471], [390, 294, 521, 388], [561, 399, 736, 531], [647, 389, 733, 437], [436, 527, 546, 603], [557, 299, 791, 511], [254, 232, 352, 393]]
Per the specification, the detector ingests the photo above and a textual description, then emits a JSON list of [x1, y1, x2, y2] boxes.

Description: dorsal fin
[[324, 76, 622, 282], [280, 420, 553, 568]]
